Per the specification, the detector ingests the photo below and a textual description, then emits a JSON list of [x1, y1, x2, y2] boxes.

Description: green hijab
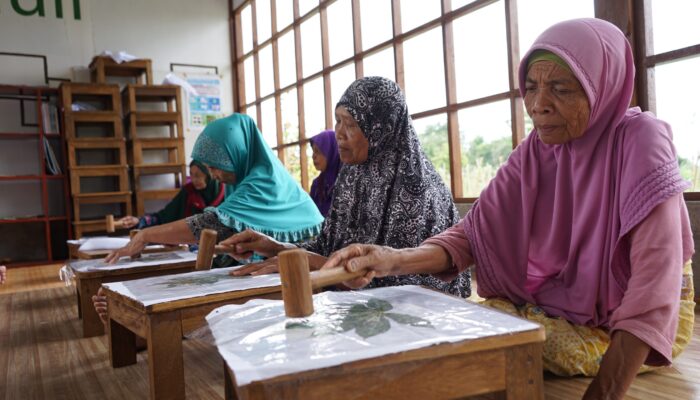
[[191, 113, 323, 242]]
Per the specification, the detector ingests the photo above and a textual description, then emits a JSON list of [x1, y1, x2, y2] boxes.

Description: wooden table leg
[[147, 311, 185, 400], [224, 362, 239, 400], [78, 278, 104, 337], [109, 316, 137, 368], [504, 342, 544, 399]]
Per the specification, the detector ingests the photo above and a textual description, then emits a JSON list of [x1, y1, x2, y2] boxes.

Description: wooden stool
[[90, 56, 153, 85]]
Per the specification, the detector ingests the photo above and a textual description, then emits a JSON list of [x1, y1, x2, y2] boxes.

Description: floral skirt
[[479, 261, 695, 377]]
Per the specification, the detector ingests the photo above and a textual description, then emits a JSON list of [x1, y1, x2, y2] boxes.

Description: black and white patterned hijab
[[300, 76, 470, 298]]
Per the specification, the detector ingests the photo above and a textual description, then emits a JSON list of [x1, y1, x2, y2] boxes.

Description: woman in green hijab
[[105, 113, 324, 263], [115, 160, 225, 229]]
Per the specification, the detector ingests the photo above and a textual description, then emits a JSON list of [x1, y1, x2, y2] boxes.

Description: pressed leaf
[[354, 315, 391, 338], [285, 321, 314, 330], [153, 274, 243, 288], [385, 312, 434, 328], [367, 298, 393, 311]]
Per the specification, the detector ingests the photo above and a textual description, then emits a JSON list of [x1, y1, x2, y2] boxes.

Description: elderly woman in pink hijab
[[322, 18, 695, 399]]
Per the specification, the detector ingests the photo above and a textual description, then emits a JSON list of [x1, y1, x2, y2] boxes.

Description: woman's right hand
[[219, 229, 287, 260], [104, 230, 149, 264], [117, 216, 139, 229]]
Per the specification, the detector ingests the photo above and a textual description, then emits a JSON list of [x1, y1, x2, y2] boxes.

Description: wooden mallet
[[195, 228, 244, 270], [278, 249, 368, 318], [105, 214, 130, 233]]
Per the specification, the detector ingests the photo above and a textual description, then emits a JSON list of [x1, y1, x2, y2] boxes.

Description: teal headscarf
[[191, 113, 323, 242]]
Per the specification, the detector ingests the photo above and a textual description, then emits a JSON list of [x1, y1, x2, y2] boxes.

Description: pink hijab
[[464, 18, 691, 327]]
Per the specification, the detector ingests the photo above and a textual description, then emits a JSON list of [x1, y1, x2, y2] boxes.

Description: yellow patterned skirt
[[478, 261, 695, 377]]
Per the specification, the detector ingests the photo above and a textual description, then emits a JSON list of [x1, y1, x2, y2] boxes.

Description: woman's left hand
[[229, 257, 279, 276], [104, 230, 148, 264]]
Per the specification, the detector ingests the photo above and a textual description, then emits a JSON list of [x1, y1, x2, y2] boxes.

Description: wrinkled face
[[334, 106, 369, 164], [205, 164, 237, 184], [189, 165, 208, 190], [524, 60, 591, 145], [311, 144, 328, 172]]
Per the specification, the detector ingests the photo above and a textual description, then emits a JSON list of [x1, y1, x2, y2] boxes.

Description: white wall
[[0, 0, 233, 215]]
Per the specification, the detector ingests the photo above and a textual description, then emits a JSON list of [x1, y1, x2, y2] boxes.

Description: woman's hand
[[321, 244, 399, 289], [91, 287, 108, 324], [104, 230, 149, 264], [229, 251, 329, 276], [229, 257, 280, 276], [0, 265, 6, 284], [117, 216, 139, 229], [219, 229, 289, 260]]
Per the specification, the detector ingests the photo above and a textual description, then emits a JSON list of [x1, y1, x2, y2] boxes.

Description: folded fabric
[[78, 237, 130, 251]]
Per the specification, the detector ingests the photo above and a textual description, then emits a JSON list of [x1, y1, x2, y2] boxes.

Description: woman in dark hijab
[[309, 129, 341, 217], [114, 160, 225, 229], [224, 76, 471, 298]]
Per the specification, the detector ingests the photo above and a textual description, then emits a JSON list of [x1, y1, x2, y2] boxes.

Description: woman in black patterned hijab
[[225, 76, 470, 298]]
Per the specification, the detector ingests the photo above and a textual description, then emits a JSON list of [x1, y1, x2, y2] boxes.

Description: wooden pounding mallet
[[195, 228, 244, 270], [278, 249, 368, 318], [105, 214, 131, 233]]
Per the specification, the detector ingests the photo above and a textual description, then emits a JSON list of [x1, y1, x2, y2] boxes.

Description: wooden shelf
[[133, 163, 186, 176], [0, 85, 71, 265]]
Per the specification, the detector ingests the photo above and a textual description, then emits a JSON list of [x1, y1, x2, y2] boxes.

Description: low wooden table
[[68, 240, 185, 260], [68, 251, 197, 337], [211, 286, 546, 400], [102, 269, 284, 400]]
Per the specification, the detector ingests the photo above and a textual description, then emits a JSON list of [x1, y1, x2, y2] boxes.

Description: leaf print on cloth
[[286, 297, 433, 339], [151, 273, 244, 288]]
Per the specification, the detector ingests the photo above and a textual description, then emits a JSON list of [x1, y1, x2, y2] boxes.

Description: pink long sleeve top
[[425, 193, 690, 365]]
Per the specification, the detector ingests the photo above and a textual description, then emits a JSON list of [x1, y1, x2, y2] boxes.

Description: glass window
[[281, 88, 299, 144], [400, 0, 441, 33], [284, 145, 302, 184], [517, 0, 594, 54], [278, 30, 297, 89], [414, 114, 451, 189], [327, 0, 355, 65], [241, 4, 254, 55], [298, 0, 318, 17], [360, 0, 392, 51], [260, 97, 278, 148], [331, 63, 357, 109], [244, 56, 256, 105], [655, 58, 700, 191], [245, 104, 258, 127], [304, 77, 327, 140], [258, 44, 274, 97], [362, 46, 395, 81], [458, 99, 513, 197], [403, 28, 445, 113], [256, 0, 272, 44], [453, 1, 509, 102], [300, 14, 323, 77], [650, 0, 700, 55], [276, 0, 293, 31]]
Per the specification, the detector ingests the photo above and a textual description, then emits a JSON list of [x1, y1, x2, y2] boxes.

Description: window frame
[[230, 0, 700, 200]]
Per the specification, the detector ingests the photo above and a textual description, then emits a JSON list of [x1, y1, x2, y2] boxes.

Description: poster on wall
[[184, 74, 224, 130]]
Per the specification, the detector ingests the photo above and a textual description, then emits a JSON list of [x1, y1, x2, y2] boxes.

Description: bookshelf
[[0, 85, 71, 267]]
